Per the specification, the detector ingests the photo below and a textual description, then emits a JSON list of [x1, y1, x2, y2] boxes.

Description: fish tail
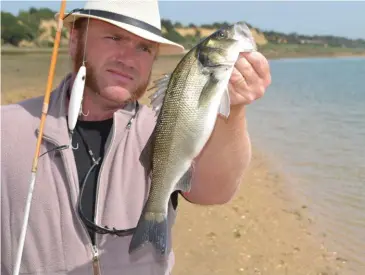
[[129, 207, 169, 256]]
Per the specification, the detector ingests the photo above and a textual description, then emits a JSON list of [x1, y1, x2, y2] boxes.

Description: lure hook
[[81, 108, 89, 117]]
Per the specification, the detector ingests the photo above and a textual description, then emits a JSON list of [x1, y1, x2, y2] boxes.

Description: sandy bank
[[171, 147, 347, 275]]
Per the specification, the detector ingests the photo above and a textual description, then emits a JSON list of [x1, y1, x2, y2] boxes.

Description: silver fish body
[[129, 21, 256, 256]]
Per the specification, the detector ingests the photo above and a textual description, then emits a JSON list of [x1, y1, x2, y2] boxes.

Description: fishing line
[[67, 10, 91, 150], [38, 16, 77, 157], [60, 15, 76, 108], [82, 10, 91, 67], [60, 14, 74, 114], [66, 15, 80, 150], [80, 10, 91, 118]]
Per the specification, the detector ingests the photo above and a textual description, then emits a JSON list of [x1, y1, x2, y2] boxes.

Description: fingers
[[229, 67, 248, 93], [227, 81, 253, 105], [228, 51, 272, 106], [230, 55, 259, 86], [242, 51, 271, 87]]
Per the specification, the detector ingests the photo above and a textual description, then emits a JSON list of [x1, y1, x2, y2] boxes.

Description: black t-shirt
[[72, 118, 113, 243], [71, 117, 178, 244]]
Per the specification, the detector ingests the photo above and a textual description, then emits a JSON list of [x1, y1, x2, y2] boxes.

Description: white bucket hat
[[55, 0, 185, 55]]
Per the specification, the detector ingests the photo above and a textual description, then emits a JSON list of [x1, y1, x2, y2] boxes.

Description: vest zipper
[[92, 245, 101, 275], [91, 112, 136, 274], [91, 113, 134, 274], [94, 118, 116, 243], [93, 113, 133, 248], [41, 134, 102, 275]]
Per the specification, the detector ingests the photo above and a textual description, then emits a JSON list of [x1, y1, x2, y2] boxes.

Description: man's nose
[[115, 44, 137, 69]]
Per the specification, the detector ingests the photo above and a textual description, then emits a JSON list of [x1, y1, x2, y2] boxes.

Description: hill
[[161, 20, 365, 50], [1, 8, 69, 47], [2, 8, 365, 57]]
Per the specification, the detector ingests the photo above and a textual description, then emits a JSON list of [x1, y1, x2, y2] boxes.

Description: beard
[[73, 34, 151, 105]]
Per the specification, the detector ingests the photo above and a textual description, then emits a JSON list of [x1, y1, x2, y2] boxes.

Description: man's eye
[[106, 36, 120, 41], [140, 46, 152, 53]]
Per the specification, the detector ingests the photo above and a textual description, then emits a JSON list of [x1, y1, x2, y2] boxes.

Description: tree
[[174, 21, 183, 28], [1, 12, 33, 46], [201, 24, 213, 29], [161, 19, 174, 31], [162, 29, 185, 44]]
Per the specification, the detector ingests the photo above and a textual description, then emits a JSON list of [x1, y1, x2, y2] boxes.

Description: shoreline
[[172, 146, 348, 275], [1, 46, 365, 61]]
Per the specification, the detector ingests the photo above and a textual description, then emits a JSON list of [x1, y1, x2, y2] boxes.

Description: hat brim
[[55, 12, 185, 56]]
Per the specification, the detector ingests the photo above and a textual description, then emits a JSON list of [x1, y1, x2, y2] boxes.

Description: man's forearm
[[184, 104, 252, 205]]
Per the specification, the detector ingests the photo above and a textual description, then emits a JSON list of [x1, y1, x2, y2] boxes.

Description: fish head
[[196, 21, 257, 72]]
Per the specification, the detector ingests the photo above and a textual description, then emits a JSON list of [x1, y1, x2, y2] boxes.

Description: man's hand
[[228, 51, 271, 106]]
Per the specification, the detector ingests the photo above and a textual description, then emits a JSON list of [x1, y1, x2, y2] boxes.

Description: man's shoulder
[[1, 95, 44, 135], [1, 95, 44, 118]]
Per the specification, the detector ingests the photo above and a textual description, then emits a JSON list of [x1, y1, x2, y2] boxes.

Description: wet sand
[[1, 53, 349, 274]]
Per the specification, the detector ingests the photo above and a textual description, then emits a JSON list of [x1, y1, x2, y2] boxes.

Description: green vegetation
[[162, 20, 365, 49], [1, 8, 68, 47], [262, 30, 365, 48], [2, 7, 365, 58], [258, 43, 365, 59], [161, 20, 253, 49]]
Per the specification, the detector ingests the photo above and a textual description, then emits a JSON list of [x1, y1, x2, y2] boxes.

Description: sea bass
[[129, 22, 257, 256]]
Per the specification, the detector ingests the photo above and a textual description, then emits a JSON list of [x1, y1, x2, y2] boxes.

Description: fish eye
[[217, 30, 226, 39]]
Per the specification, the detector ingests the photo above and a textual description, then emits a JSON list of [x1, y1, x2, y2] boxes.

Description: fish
[[128, 21, 257, 256]]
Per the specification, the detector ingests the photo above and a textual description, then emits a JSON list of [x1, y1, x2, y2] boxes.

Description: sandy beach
[[1, 53, 351, 275], [171, 147, 348, 275]]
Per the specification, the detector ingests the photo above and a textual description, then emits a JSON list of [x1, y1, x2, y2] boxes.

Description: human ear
[[69, 28, 81, 60]]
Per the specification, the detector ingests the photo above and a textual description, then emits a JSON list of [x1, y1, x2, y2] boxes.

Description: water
[[246, 56, 365, 274]]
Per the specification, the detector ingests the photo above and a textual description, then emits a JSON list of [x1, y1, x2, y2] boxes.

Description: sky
[[1, 0, 365, 40]]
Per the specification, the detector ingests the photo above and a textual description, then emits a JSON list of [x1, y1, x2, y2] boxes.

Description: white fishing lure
[[68, 65, 86, 132]]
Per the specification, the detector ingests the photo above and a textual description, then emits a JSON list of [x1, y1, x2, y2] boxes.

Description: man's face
[[70, 19, 159, 105]]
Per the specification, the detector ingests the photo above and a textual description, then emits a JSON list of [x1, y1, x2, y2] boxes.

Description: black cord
[[63, 8, 83, 20], [39, 145, 69, 158], [75, 112, 138, 237], [77, 159, 136, 236]]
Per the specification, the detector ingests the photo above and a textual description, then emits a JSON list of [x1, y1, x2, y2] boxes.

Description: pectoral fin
[[175, 166, 193, 193], [218, 88, 231, 118], [139, 129, 157, 176], [148, 73, 171, 116]]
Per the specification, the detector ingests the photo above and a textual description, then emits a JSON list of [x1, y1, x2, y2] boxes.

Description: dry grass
[[174, 27, 268, 46]]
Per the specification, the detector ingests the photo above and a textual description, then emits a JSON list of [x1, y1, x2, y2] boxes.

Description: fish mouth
[[233, 22, 257, 52], [204, 62, 235, 68]]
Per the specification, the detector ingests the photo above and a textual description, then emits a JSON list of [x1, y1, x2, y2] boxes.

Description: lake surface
[[245, 56, 365, 274]]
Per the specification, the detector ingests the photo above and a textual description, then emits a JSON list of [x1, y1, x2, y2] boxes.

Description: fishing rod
[[12, 1, 67, 274]]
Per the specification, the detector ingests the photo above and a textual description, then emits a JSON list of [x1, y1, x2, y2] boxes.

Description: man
[[1, 1, 271, 274]]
